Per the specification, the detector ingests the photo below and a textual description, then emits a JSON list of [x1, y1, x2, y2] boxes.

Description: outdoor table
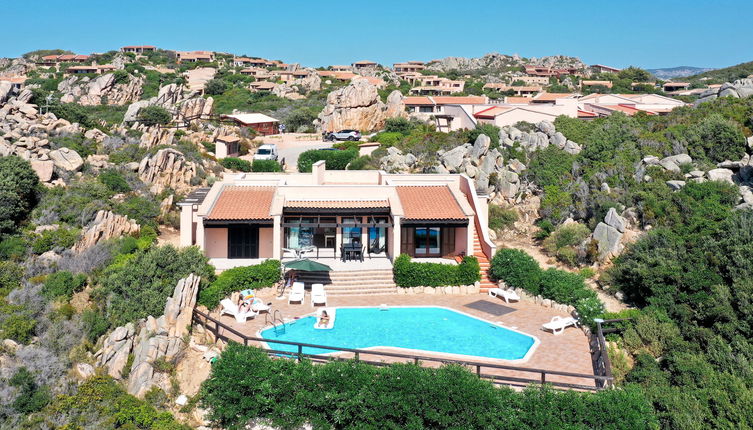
[[343, 243, 362, 261]]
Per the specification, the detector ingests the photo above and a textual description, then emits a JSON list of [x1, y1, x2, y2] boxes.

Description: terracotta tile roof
[[396, 186, 466, 220], [505, 96, 533, 104], [285, 200, 389, 209], [216, 135, 240, 143], [404, 96, 487, 106], [474, 106, 512, 119], [207, 186, 275, 220]]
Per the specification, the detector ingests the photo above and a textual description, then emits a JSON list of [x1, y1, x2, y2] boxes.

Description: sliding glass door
[[414, 227, 440, 256]]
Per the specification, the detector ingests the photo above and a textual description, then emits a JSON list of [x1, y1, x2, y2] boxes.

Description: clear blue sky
[[4, 0, 752, 69]]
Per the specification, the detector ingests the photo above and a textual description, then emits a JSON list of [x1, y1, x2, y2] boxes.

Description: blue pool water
[[260, 307, 536, 361]]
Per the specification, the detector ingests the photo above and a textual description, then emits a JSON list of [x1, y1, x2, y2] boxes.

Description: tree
[[136, 105, 172, 126], [204, 78, 228, 95], [489, 248, 541, 292], [685, 113, 746, 163], [0, 156, 39, 234]]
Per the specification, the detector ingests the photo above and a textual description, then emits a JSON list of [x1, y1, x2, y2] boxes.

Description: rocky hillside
[[646, 66, 715, 80], [426, 52, 586, 74]]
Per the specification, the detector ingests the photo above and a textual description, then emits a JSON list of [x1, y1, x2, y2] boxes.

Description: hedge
[[393, 254, 480, 287], [490, 248, 604, 324], [198, 259, 282, 309], [251, 159, 282, 172], [200, 344, 658, 430], [297, 148, 358, 172], [220, 157, 252, 172]]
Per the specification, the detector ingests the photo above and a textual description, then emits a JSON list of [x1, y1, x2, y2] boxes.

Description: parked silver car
[[324, 130, 362, 141]]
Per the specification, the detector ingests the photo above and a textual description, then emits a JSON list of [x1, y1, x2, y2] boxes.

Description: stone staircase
[[472, 230, 496, 293], [295, 269, 398, 296]]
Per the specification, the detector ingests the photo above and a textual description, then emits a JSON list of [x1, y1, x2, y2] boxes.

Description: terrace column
[[195, 218, 205, 251], [335, 216, 342, 253], [179, 205, 194, 247], [272, 215, 282, 260], [392, 216, 401, 259], [361, 216, 368, 249], [466, 216, 475, 257]]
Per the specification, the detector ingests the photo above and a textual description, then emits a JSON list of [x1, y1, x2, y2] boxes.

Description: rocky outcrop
[[73, 210, 140, 252], [123, 84, 212, 126], [138, 148, 198, 194], [291, 70, 322, 93], [696, 79, 753, 105], [272, 84, 305, 100], [500, 120, 582, 155], [316, 79, 406, 132], [58, 73, 144, 106], [94, 274, 202, 398], [49, 147, 84, 172], [592, 209, 626, 261]]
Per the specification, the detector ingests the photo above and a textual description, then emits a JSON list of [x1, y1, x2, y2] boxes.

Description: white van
[[253, 144, 278, 161]]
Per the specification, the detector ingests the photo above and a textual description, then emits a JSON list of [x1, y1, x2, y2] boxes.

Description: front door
[[228, 225, 259, 258]]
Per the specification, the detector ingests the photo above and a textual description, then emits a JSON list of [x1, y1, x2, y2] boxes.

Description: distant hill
[[647, 66, 715, 80], [679, 60, 753, 83]]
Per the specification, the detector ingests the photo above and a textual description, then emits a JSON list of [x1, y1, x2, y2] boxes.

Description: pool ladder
[[265, 310, 286, 334]]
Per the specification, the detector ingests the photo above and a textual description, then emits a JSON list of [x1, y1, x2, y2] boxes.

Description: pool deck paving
[[203, 292, 598, 390]]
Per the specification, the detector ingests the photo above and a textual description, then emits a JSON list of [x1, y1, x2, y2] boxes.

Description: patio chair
[[542, 316, 579, 335], [288, 282, 305, 304], [220, 298, 256, 323], [488, 288, 520, 304], [311, 283, 327, 306]]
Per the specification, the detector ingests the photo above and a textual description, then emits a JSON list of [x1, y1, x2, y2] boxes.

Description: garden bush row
[[200, 343, 657, 430], [297, 148, 358, 172], [490, 248, 603, 324], [393, 254, 480, 288]]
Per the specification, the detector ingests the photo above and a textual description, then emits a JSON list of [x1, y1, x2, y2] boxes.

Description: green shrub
[[488, 205, 518, 231], [534, 219, 556, 239], [136, 105, 172, 125], [103, 245, 215, 327], [98, 168, 131, 193], [31, 227, 79, 254], [0, 156, 39, 234], [297, 149, 357, 172], [332, 140, 361, 151], [220, 157, 252, 172], [0, 235, 27, 260], [466, 123, 500, 148], [82, 309, 109, 343], [393, 254, 480, 287], [204, 79, 228, 95], [51, 134, 97, 158], [0, 309, 37, 344], [114, 195, 160, 228], [0, 260, 23, 297], [542, 222, 591, 266], [200, 343, 657, 430], [10, 367, 51, 414], [31, 376, 189, 429], [373, 131, 403, 146], [345, 155, 373, 170], [383, 117, 414, 134], [251, 159, 282, 172], [489, 248, 541, 292], [538, 268, 596, 305], [198, 260, 281, 309], [42, 270, 87, 300]]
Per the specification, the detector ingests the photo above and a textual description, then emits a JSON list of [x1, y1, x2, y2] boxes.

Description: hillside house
[[176, 51, 215, 63], [178, 162, 494, 269], [121, 45, 156, 54], [394, 62, 426, 74], [65, 64, 116, 75], [222, 113, 279, 135], [590, 64, 621, 74], [352, 60, 378, 70]]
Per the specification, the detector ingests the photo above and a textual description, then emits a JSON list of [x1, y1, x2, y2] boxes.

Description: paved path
[[243, 133, 333, 172]]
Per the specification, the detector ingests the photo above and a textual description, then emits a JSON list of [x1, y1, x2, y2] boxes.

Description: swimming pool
[[259, 307, 538, 361]]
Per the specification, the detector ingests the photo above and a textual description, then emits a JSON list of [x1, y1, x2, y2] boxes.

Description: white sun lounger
[[542, 316, 578, 335], [488, 288, 520, 304], [313, 308, 336, 329], [288, 282, 305, 304], [220, 298, 256, 323], [311, 283, 327, 306]]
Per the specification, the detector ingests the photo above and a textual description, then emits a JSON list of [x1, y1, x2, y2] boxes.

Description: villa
[[175, 50, 215, 63], [178, 162, 495, 272], [120, 45, 156, 54]]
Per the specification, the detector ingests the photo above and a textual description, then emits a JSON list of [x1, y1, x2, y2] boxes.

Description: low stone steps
[[295, 269, 397, 296]]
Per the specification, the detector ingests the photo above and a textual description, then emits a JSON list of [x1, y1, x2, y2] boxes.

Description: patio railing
[[193, 308, 613, 392], [591, 318, 631, 389]]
